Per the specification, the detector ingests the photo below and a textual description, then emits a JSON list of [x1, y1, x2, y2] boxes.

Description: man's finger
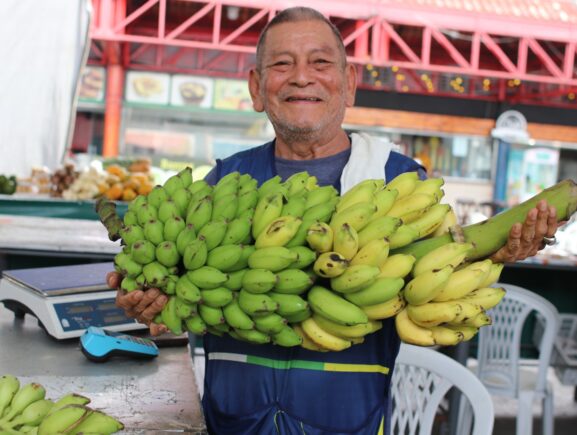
[[115, 289, 143, 310], [149, 322, 169, 337], [133, 288, 162, 315], [107, 271, 122, 289], [139, 293, 168, 323]]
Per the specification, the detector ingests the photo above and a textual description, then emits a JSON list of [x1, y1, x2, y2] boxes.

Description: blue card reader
[[80, 326, 159, 362]]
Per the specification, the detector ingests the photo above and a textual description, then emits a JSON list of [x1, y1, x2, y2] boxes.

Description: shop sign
[[491, 110, 530, 143]]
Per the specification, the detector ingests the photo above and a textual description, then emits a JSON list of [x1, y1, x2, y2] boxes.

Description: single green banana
[[187, 266, 228, 289], [158, 199, 182, 223], [287, 246, 317, 269], [161, 296, 183, 335], [247, 246, 298, 272], [163, 216, 186, 242], [330, 264, 380, 294], [242, 268, 278, 294], [185, 315, 208, 335], [238, 289, 278, 316], [206, 244, 244, 272], [252, 192, 285, 239], [197, 218, 228, 251], [182, 238, 208, 271], [155, 241, 181, 268], [307, 286, 368, 326], [253, 312, 287, 334], [222, 297, 255, 330], [256, 215, 303, 248], [274, 268, 315, 294], [37, 404, 90, 435], [344, 277, 404, 306], [268, 292, 309, 317], [356, 216, 402, 248], [198, 304, 226, 326], [272, 325, 303, 347], [0, 375, 20, 418], [200, 287, 234, 308], [175, 275, 202, 303]]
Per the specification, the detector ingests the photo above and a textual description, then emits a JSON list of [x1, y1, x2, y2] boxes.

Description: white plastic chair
[[475, 283, 560, 435], [391, 343, 494, 435]]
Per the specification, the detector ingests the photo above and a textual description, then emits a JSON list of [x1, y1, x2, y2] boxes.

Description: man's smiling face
[[249, 19, 356, 144]]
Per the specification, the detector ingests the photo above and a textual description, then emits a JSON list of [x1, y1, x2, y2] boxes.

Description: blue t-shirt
[[200, 139, 425, 435]]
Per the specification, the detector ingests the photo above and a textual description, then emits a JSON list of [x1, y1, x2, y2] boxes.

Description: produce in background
[[0, 374, 123, 434], [50, 163, 79, 198], [0, 174, 18, 195], [61, 161, 154, 201], [96, 169, 577, 351]]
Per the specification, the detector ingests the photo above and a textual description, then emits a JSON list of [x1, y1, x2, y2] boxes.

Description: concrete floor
[[192, 348, 577, 434]]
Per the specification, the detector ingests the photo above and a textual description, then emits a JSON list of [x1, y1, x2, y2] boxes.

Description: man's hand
[[107, 271, 169, 336], [489, 200, 559, 263]]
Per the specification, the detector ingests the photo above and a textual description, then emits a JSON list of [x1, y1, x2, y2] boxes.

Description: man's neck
[[274, 130, 351, 160]]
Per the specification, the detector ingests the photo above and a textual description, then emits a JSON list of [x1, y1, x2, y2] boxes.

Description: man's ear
[[249, 69, 265, 113], [345, 63, 357, 108]]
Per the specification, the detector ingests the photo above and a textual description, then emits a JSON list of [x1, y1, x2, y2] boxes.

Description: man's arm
[[489, 199, 559, 263]]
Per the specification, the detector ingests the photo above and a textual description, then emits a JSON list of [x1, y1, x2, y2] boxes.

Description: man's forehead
[[261, 21, 340, 55]]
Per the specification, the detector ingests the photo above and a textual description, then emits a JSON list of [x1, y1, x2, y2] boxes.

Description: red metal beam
[[89, 0, 577, 106]]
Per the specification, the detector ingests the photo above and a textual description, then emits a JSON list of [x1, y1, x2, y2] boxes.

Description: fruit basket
[[534, 313, 577, 385]]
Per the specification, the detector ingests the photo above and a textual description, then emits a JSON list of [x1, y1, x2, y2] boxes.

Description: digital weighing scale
[[0, 262, 147, 339]]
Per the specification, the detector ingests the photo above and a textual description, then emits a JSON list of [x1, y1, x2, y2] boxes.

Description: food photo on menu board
[[213, 78, 253, 111], [170, 75, 214, 108], [125, 71, 170, 105], [78, 66, 105, 101]]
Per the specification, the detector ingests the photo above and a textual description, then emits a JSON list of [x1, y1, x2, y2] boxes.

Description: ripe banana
[[292, 324, 330, 352], [350, 238, 390, 268], [362, 293, 405, 320], [329, 202, 377, 233], [403, 265, 454, 305], [385, 192, 437, 224], [332, 223, 359, 260], [306, 221, 334, 253], [387, 224, 420, 249], [395, 308, 436, 347], [252, 192, 285, 239], [385, 171, 419, 199], [451, 301, 484, 324], [378, 253, 416, 279], [330, 264, 380, 294], [370, 188, 398, 220], [255, 215, 302, 248], [313, 251, 349, 278], [478, 262, 505, 288], [301, 317, 352, 351], [336, 179, 379, 213], [445, 324, 479, 341], [432, 267, 486, 302], [406, 301, 462, 327], [429, 325, 464, 346], [307, 285, 368, 326], [304, 185, 339, 210], [407, 203, 451, 239], [461, 286, 506, 310], [412, 242, 473, 276]]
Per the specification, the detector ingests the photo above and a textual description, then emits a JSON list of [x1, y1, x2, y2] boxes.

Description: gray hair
[[255, 7, 347, 71]]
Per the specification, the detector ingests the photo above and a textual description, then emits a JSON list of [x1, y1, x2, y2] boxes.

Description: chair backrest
[[476, 283, 559, 397], [391, 343, 494, 435]]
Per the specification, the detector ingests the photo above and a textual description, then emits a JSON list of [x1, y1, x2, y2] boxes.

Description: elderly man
[[109, 7, 558, 434]]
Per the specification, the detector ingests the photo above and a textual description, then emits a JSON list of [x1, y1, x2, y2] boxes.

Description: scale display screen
[[53, 297, 137, 332]]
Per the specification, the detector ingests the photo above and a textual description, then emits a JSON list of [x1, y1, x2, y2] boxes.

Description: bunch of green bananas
[[0, 374, 123, 434], [97, 168, 577, 351]]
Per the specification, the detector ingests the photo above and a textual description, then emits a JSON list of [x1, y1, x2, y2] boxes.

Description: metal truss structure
[[89, 0, 577, 107]]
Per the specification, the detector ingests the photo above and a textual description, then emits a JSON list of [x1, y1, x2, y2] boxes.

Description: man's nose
[[290, 62, 314, 86]]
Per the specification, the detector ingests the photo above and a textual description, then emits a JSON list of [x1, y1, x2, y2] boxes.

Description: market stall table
[[0, 305, 207, 433]]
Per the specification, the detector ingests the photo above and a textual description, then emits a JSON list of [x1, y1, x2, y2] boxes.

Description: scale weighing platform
[[0, 262, 147, 339]]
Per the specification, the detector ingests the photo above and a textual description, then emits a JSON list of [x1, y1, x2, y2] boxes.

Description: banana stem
[[393, 179, 577, 261]]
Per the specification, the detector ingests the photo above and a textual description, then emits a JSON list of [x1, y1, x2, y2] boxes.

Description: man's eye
[[314, 59, 331, 64]]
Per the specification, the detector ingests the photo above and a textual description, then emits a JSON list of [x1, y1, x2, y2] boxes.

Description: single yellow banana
[[412, 242, 473, 276], [332, 223, 359, 260], [313, 251, 349, 278], [252, 192, 285, 239], [329, 201, 377, 233], [431, 207, 459, 237], [350, 238, 390, 268], [362, 292, 406, 320], [461, 286, 506, 310], [378, 253, 416, 279], [336, 179, 380, 213], [407, 203, 451, 239], [404, 265, 454, 305], [255, 215, 303, 248], [444, 324, 479, 341], [432, 268, 486, 302], [451, 301, 485, 324], [301, 317, 352, 351], [406, 301, 462, 327], [369, 188, 399, 220], [478, 262, 505, 288], [387, 224, 420, 249], [385, 171, 420, 199], [395, 308, 436, 346], [412, 177, 445, 198], [429, 325, 465, 346], [292, 324, 330, 352], [306, 221, 334, 253], [386, 192, 437, 224]]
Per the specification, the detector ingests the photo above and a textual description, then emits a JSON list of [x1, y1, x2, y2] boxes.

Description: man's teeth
[[288, 97, 320, 101]]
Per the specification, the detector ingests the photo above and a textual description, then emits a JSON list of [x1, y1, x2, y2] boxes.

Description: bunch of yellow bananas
[[0, 374, 123, 434], [96, 168, 577, 351]]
